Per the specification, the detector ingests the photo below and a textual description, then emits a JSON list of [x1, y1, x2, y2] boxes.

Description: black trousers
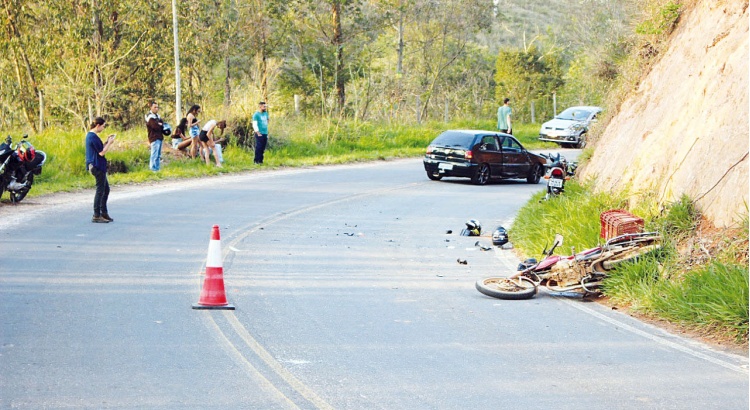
[[254, 134, 268, 164], [90, 166, 110, 216]]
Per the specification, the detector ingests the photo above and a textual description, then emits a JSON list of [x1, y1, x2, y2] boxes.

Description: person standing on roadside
[[145, 101, 165, 171], [497, 98, 512, 134], [85, 117, 116, 223], [252, 101, 269, 164], [186, 104, 201, 159]]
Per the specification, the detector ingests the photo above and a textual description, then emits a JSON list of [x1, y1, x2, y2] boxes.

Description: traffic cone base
[[192, 224, 234, 310], [192, 302, 235, 310]]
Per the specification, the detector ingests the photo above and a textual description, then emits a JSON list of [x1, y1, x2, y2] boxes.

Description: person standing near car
[[252, 101, 269, 164], [497, 98, 512, 134], [85, 117, 116, 223], [145, 101, 165, 171]]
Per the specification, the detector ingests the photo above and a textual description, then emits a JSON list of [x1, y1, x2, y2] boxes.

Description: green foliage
[[605, 257, 749, 342], [510, 180, 625, 256], [635, 1, 682, 36], [656, 195, 698, 237], [495, 46, 565, 123]]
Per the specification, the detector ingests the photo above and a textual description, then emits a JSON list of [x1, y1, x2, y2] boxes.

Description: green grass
[[17, 117, 556, 198], [510, 180, 627, 256], [511, 184, 749, 344]]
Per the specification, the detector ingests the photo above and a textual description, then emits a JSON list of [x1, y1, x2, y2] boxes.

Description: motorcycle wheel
[[601, 244, 661, 270], [10, 175, 32, 203], [475, 276, 538, 300]]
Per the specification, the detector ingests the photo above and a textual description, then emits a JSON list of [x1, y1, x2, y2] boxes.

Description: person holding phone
[[85, 117, 116, 223]]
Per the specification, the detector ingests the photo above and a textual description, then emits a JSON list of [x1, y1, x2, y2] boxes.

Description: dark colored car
[[423, 130, 546, 185]]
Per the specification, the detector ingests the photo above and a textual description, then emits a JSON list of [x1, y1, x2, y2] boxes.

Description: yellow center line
[[200, 312, 300, 409], [196, 181, 425, 408], [223, 311, 334, 410]]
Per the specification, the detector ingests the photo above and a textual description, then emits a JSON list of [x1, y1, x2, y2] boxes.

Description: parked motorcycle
[[541, 153, 575, 200], [0, 135, 47, 203], [475, 232, 662, 300]]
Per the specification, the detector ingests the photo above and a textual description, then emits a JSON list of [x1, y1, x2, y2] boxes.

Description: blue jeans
[[150, 139, 162, 171], [254, 134, 267, 164]]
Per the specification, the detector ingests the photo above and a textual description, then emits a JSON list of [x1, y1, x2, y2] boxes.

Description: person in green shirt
[[252, 101, 269, 164], [497, 98, 512, 134]]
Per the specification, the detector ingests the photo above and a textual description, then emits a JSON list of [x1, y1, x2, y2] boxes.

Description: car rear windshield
[[430, 131, 476, 148], [556, 108, 594, 121]]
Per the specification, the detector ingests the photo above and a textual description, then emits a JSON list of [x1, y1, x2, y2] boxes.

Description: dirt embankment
[[580, 0, 748, 228]]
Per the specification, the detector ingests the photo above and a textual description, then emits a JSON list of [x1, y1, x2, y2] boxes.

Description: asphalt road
[[1, 155, 747, 409]]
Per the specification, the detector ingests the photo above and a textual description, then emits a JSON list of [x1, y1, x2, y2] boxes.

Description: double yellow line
[[196, 182, 423, 408]]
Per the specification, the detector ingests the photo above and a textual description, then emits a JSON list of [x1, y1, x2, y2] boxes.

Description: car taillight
[[551, 168, 564, 178], [464, 150, 473, 160]]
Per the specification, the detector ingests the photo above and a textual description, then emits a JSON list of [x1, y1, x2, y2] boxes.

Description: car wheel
[[576, 134, 587, 149], [426, 170, 442, 181], [471, 163, 490, 185], [526, 164, 542, 184]]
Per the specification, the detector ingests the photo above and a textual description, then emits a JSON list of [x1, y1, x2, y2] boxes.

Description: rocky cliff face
[[580, 0, 748, 228]]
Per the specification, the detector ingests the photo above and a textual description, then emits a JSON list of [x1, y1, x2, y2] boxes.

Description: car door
[[499, 136, 530, 177], [476, 134, 503, 177]]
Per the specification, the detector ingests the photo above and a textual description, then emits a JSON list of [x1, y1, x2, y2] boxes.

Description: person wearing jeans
[[84, 117, 116, 223], [145, 101, 165, 171], [252, 101, 269, 164]]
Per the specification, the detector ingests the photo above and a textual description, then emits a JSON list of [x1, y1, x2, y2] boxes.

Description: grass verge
[[511, 183, 749, 345], [13, 118, 556, 198]]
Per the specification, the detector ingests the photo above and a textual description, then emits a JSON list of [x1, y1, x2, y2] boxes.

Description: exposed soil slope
[[580, 0, 748, 228]]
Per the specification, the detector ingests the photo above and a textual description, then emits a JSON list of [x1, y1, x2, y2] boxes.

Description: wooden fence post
[[553, 92, 557, 116], [38, 91, 44, 132]]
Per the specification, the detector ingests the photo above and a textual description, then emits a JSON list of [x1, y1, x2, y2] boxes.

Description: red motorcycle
[[475, 232, 662, 300], [0, 135, 46, 203]]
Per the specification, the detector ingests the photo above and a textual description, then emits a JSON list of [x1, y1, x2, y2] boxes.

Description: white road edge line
[[557, 296, 748, 374], [492, 232, 748, 375]]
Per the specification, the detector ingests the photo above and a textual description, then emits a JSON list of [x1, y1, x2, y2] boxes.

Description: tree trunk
[[92, 0, 103, 117], [397, 0, 404, 75], [261, 27, 268, 102], [224, 54, 231, 116], [331, 0, 345, 112], [2, 0, 38, 131]]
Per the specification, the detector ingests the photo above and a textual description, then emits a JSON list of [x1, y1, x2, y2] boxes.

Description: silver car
[[538, 106, 602, 148]]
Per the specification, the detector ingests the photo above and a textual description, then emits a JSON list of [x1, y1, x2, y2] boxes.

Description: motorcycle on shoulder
[[0, 135, 47, 203], [475, 232, 662, 300], [540, 153, 576, 200]]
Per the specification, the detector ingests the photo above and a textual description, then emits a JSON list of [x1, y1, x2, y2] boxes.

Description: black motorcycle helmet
[[465, 219, 481, 236], [491, 226, 508, 246], [162, 123, 173, 136]]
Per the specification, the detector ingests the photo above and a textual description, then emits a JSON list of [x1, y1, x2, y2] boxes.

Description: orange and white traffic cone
[[192, 225, 235, 310]]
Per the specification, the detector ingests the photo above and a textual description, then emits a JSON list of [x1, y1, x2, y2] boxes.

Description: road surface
[[1, 156, 747, 409]]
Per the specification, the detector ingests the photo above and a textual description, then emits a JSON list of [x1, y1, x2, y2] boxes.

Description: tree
[[495, 45, 563, 122]]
